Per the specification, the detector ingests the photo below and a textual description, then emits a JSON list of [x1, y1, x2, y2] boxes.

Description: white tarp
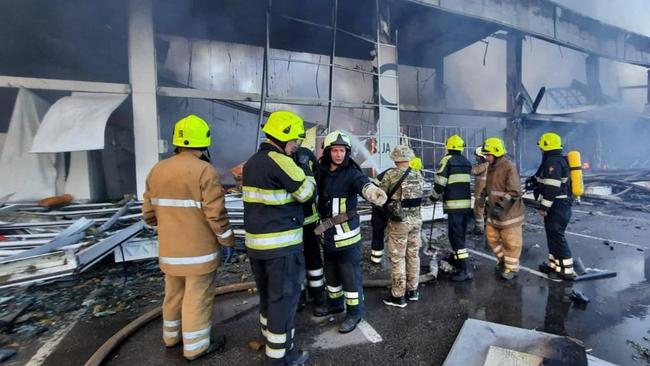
[[0, 88, 56, 201], [31, 92, 128, 152]]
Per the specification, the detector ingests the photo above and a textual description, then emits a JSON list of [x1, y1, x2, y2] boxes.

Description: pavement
[[36, 202, 650, 365]]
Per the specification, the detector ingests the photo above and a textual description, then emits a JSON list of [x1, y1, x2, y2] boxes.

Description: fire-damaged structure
[[0, 0, 649, 201]]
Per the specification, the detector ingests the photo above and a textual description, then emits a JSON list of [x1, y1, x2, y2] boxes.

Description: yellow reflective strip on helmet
[[245, 228, 303, 250], [242, 186, 294, 205], [447, 173, 471, 184], [268, 151, 306, 182]]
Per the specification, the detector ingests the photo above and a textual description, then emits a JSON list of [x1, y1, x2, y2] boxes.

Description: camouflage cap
[[390, 145, 415, 162]]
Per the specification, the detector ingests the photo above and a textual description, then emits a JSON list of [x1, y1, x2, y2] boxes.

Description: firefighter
[[481, 137, 526, 281], [380, 145, 424, 307], [242, 110, 313, 365], [312, 130, 387, 333], [471, 147, 489, 235], [430, 135, 473, 282], [369, 168, 391, 265], [534, 132, 576, 280], [142, 114, 234, 360], [294, 145, 325, 306]]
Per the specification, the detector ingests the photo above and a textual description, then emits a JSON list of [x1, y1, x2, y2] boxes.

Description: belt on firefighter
[[314, 208, 358, 236], [401, 198, 423, 208]]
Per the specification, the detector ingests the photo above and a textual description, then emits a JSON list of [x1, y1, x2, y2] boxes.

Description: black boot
[[313, 304, 344, 317], [338, 315, 362, 333], [285, 348, 310, 366], [451, 259, 473, 282], [538, 261, 554, 274], [383, 295, 407, 308]]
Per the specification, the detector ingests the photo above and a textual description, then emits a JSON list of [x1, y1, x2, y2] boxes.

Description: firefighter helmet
[[482, 137, 506, 157], [323, 130, 351, 150], [262, 110, 306, 142], [172, 114, 211, 148], [537, 132, 562, 151], [446, 134, 465, 151], [409, 157, 423, 170]]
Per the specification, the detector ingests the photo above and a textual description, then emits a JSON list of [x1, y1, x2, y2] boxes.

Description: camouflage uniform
[[380, 146, 424, 298]]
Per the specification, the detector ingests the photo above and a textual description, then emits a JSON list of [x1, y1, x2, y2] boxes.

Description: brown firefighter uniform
[[471, 161, 489, 231], [380, 167, 424, 298], [484, 156, 526, 273], [142, 150, 234, 359]]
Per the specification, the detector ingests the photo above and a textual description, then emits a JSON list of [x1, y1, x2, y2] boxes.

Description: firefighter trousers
[[486, 223, 523, 271], [544, 199, 574, 275], [303, 222, 325, 301], [448, 212, 471, 269], [250, 252, 305, 362], [162, 272, 216, 359], [323, 245, 365, 317], [370, 206, 388, 263]]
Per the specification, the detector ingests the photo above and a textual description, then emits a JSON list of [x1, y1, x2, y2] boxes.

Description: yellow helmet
[[323, 130, 351, 150], [172, 114, 211, 148], [482, 137, 506, 157], [409, 157, 423, 170], [446, 134, 465, 151], [474, 146, 485, 158], [537, 132, 562, 151], [262, 110, 306, 142]]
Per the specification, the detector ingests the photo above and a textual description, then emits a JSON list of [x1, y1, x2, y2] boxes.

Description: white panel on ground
[[30, 92, 128, 152], [483, 346, 544, 366], [0, 88, 56, 201]]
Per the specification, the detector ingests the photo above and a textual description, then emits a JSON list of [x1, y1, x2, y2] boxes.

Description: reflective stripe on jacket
[[433, 152, 472, 213], [142, 150, 233, 276], [534, 150, 571, 210], [243, 143, 315, 259]]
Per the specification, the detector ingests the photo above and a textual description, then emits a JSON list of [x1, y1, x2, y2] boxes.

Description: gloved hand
[[524, 176, 537, 192], [429, 191, 440, 202], [294, 149, 311, 168], [362, 184, 387, 206]]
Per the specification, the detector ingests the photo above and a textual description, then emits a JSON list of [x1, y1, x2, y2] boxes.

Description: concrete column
[[375, 0, 400, 172], [128, 0, 159, 199], [586, 54, 601, 104], [505, 32, 523, 165]]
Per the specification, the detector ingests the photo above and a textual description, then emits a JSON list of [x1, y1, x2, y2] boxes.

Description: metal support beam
[[505, 32, 523, 166], [128, 0, 159, 199], [0, 76, 130, 94], [256, 0, 271, 150]]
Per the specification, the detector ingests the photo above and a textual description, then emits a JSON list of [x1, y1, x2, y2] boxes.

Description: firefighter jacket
[[142, 150, 234, 276], [243, 142, 315, 260], [432, 151, 472, 213], [295, 147, 319, 226], [379, 167, 424, 222], [472, 161, 489, 197], [484, 156, 526, 229], [534, 150, 571, 211], [316, 160, 371, 251]]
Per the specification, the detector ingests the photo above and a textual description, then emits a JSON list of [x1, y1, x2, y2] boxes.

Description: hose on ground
[[85, 274, 435, 366]]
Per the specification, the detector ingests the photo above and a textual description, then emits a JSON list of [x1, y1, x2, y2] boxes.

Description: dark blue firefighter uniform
[[370, 169, 392, 264], [535, 150, 575, 278], [243, 142, 315, 362], [316, 159, 370, 318]]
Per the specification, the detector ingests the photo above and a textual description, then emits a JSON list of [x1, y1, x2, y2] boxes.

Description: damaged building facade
[[0, 0, 649, 201]]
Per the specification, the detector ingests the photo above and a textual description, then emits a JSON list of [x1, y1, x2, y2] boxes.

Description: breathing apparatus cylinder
[[567, 150, 584, 198]]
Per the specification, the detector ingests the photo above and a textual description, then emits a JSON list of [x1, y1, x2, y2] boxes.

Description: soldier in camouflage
[[379, 145, 425, 308]]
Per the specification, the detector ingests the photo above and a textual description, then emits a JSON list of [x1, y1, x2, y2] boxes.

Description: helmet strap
[[266, 134, 288, 152]]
